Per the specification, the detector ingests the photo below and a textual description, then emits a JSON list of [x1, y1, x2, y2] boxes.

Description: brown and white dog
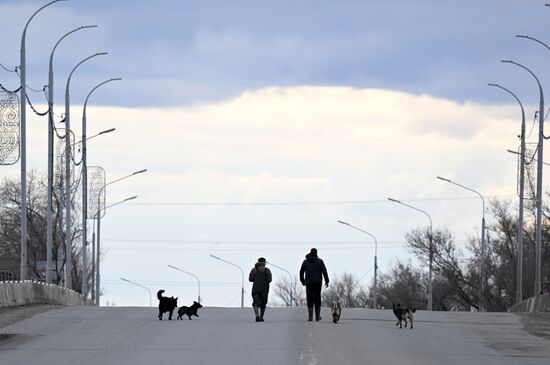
[[392, 303, 416, 329], [331, 301, 342, 324]]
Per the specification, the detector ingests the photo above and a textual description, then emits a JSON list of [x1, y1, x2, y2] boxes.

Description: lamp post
[[337, 220, 378, 309], [63, 52, 107, 289], [94, 169, 146, 305], [436, 176, 487, 311], [167, 265, 201, 303], [502, 58, 544, 296], [20, 0, 66, 281], [388, 197, 433, 311], [120, 277, 151, 307], [265, 261, 293, 307], [95, 195, 137, 305], [46, 24, 97, 284], [81, 78, 121, 296], [491, 84, 526, 304], [210, 255, 244, 307]]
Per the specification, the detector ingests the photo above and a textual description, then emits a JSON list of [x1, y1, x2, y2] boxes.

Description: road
[[1, 306, 549, 365]]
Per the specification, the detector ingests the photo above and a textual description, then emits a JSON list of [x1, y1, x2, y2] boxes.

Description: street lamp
[[436, 176, 487, 311], [490, 83, 526, 304], [502, 58, 544, 296], [20, 0, 67, 281], [46, 24, 97, 284], [506, 149, 550, 167], [81, 78, 121, 296], [74, 128, 116, 147], [265, 261, 293, 307], [337, 220, 378, 309], [210, 254, 244, 307], [63, 52, 107, 289], [167, 265, 201, 303], [94, 169, 146, 304], [388, 197, 433, 311], [120, 277, 151, 307], [94, 195, 137, 305]]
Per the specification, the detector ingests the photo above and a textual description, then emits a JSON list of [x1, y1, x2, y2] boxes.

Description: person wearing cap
[[299, 248, 329, 321], [248, 257, 272, 322]]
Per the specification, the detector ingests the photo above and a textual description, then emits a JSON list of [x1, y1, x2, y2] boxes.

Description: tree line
[[0, 172, 90, 293], [272, 199, 550, 311]]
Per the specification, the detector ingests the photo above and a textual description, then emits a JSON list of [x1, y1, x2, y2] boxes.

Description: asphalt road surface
[[1, 306, 550, 365]]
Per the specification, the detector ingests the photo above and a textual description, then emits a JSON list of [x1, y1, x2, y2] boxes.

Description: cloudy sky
[[1, 0, 550, 307]]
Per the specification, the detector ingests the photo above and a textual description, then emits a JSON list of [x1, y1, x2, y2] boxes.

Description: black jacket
[[249, 262, 272, 294], [299, 253, 329, 285]]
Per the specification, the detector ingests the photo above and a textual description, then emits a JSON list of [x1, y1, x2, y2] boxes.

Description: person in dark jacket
[[299, 248, 329, 321], [249, 257, 272, 322]]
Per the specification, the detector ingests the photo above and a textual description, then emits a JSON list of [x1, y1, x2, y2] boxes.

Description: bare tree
[[273, 275, 306, 306], [375, 260, 427, 310], [322, 272, 370, 308], [0, 172, 90, 293]]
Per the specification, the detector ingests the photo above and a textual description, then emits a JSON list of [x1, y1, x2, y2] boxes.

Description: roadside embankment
[[0, 281, 93, 308], [509, 293, 550, 312]]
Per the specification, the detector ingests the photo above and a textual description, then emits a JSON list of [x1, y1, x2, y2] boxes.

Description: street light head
[[500, 59, 513, 64], [487, 83, 499, 87], [125, 195, 138, 201], [81, 25, 98, 29], [516, 34, 529, 39], [210, 254, 221, 260], [133, 169, 148, 175], [507, 149, 520, 155], [387, 197, 401, 204], [96, 52, 108, 56], [436, 176, 451, 183], [111, 77, 122, 81], [99, 128, 116, 135], [337, 220, 350, 226]]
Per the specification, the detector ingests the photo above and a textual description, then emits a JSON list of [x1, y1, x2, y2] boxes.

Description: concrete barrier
[[508, 293, 550, 313], [0, 281, 94, 307]]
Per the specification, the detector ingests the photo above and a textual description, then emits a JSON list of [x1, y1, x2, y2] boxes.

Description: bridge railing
[[509, 293, 550, 313], [0, 281, 94, 307]]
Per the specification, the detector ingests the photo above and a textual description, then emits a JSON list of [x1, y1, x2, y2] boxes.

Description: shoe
[[256, 317, 261, 322], [308, 307, 313, 321], [315, 306, 322, 321]]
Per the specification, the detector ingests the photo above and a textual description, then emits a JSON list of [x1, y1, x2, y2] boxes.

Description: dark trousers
[[306, 283, 322, 308], [252, 292, 268, 309]]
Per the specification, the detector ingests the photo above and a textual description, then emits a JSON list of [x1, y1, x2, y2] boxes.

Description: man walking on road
[[249, 257, 272, 322], [300, 248, 329, 321]]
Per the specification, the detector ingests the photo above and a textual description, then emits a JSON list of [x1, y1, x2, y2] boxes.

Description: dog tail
[[157, 290, 165, 300]]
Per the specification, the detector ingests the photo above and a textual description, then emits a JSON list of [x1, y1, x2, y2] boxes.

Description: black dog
[[157, 290, 178, 320], [177, 301, 203, 320], [392, 303, 416, 329]]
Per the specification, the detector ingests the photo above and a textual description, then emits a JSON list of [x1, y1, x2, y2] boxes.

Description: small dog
[[177, 301, 203, 320], [331, 301, 342, 324], [157, 290, 178, 320], [392, 303, 416, 329]]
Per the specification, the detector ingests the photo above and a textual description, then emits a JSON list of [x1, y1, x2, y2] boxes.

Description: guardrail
[[0, 281, 94, 307], [508, 293, 550, 313]]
